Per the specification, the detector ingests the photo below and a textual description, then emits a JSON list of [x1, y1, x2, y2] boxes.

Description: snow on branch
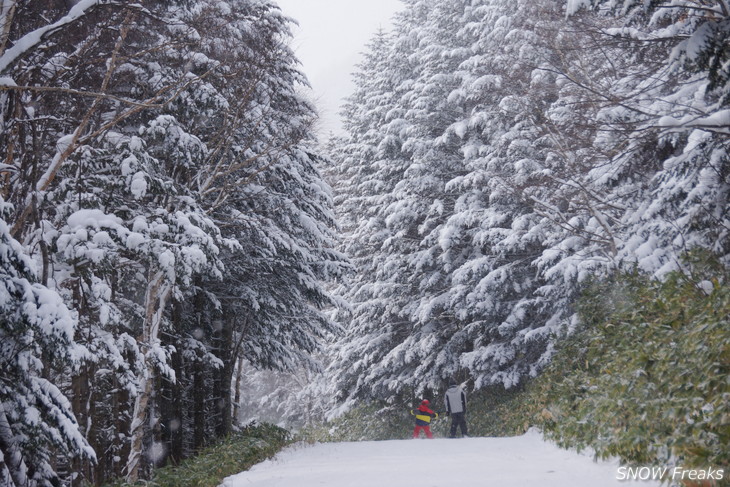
[[0, 0, 116, 76], [657, 109, 730, 134]]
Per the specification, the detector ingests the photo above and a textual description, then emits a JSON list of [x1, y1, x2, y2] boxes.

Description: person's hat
[[421, 399, 430, 405]]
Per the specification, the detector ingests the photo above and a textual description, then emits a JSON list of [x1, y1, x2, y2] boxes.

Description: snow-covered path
[[221, 430, 661, 487]]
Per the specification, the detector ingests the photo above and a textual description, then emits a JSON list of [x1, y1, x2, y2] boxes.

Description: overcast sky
[[275, 0, 403, 137]]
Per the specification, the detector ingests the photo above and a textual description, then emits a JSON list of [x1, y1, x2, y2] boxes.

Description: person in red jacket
[[410, 399, 438, 439]]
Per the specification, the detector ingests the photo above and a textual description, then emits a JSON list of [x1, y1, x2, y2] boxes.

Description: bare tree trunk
[[232, 356, 245, 429], [0, 1, 18, 58], [167, 298, 184, 464], [70, 365, 93, 487], [114, 377, 130, 481], [214, 315, 235, 437], [217, 361, 234, 436], [191, 284, 207, 451], [193, 359, 205, 451], [125, 269, 173, 482]]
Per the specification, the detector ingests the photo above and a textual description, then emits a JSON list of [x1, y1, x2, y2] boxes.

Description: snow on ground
[[221, 429, 661, 487]]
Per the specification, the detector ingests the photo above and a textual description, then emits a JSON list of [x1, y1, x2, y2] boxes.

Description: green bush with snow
[[108, 423, 291, 487], [534, 254, 729, 470]]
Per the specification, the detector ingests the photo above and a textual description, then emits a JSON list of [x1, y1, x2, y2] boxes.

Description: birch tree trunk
[[124, 268, 173, 481], [0, 0, 17, 59], [232, 355, 245, 428], [168, 298, 185, 464]]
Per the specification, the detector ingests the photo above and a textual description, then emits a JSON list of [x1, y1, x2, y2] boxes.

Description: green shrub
[[465, 386, 539, 437], [107, 423, 291, 487], [533, 255, 729, 470]]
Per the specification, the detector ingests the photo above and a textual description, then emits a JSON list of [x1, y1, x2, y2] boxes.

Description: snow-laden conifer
[[327, 0, 729, 409], [0, 197, 94, 487], [1, 0, 345, 481]]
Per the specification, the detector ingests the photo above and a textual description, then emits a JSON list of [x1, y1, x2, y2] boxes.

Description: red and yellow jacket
[[410, 402, 438, 426]]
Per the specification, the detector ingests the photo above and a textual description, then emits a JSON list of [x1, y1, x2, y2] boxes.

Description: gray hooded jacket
[[444, 385, 466, 414]]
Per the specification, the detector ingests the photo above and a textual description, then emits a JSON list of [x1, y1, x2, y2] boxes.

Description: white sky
[[274, 0, 403, 137]]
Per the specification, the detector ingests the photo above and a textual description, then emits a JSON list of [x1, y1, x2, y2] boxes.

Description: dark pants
[[449, 412, 468, 437]]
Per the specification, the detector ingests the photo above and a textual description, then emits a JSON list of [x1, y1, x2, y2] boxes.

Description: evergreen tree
[[328, 0, 565, 401], [0, 197, 94, 487], [327, 0, 729, 409]]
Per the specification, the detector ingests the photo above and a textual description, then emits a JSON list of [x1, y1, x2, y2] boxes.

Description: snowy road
[[221, 430, 661, 487]]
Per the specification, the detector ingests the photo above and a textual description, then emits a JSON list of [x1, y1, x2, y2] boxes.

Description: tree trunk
[[114, 376, 130, 481], [217, 361, 234, 437], [70, 365, 92, 486], [214, 315, 235, 437], [166, 298, 185, 464], [191, 283, 207, 451], [125, 269, 172, 481], [0, 1, 18, 58], [193, 359, 205, 451], [232, 356, 245, 429]]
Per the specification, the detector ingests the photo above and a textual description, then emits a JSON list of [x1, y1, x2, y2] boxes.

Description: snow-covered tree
[[1, 0, 345, 483], [326, 0, 729, 411], [327, 0, 561, 402], [0, 197, 94, 487], [323, 11, 431, 406]]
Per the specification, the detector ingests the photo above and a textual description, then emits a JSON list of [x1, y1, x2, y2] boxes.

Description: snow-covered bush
[[536, 252, 729, 469]]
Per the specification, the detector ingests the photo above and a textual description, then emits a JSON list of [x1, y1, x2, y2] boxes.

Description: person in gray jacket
[[444, 381, 468, 438]]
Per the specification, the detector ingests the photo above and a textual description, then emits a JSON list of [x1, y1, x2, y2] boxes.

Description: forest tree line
[[313, 0, 729, 431]]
